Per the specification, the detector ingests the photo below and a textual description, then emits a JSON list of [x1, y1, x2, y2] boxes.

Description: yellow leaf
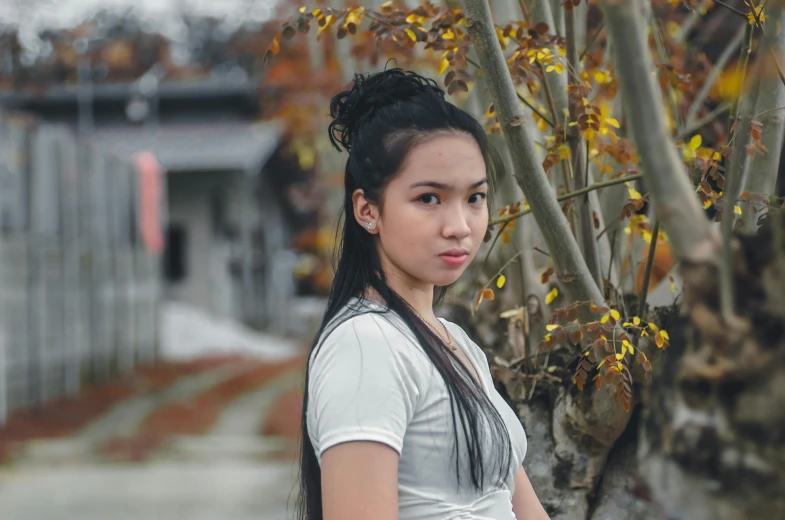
[[299, 6, 306, 13], [689, 134, 702, 149], [546, 324, 559, 331], [610, 309, 620, 321], [629, 344, 635, 355], [442, 29, 455, 40], [660, 330, 669, 340], [270, 36, 280, 55], [545, 287, 559, 305], [496, 275, 506, 289], [600, 315, 609, 324], [544, 334, 552, 342], [718, 69, 743, 100], [557, 144, 571, 159], [616, 353, 624, 360], [748, 6, 766, 25], [627, 186, 642, 200], [734, 205, 742, 215], [633, 316, 641, 326], [703, 199, 713, 209], [501, 231, 511, 244], [405, 28, 417, 42], [438, 57, 450, 75], [381, 0, 393, 7], [546, 63, 564, 74], [648, 322, 659, 333], [605, 117, 620, 128]]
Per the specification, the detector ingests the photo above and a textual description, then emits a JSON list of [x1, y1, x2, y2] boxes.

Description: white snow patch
[[159, 302, 301, 362]]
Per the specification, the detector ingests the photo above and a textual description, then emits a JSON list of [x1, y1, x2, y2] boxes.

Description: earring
[[365, 221, 376, 229]]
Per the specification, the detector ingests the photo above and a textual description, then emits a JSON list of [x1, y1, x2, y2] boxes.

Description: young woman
[[297, 68, 550, 520]]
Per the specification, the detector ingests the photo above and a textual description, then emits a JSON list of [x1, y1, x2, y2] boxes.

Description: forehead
[[395, 133, 486, 185]]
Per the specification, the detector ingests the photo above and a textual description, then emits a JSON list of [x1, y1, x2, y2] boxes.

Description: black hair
[[296, 68, 511, 520]]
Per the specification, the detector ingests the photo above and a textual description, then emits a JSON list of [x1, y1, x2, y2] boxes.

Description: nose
[[441, 202, 472, 240]]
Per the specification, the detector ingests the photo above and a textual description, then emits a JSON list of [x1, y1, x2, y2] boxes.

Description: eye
[[418, 193, 440, 205], [469, 192, 487, 205]]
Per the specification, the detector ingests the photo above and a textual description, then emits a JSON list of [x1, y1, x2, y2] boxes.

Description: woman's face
[[368, 133, 489, 290]]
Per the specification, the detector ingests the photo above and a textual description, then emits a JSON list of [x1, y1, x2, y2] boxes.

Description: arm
[[321, 441, 399, 520], [512, 466, 550, 520]]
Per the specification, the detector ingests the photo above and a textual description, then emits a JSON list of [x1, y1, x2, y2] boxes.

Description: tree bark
[[566, 6, 603, 291], [463, 0, 603, 305], [600, 0, 717, 262], [737, 5, 785, 235]]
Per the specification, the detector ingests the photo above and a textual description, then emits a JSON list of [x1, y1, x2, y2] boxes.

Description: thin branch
[[466, 56, 556, 127], [755, 104, 785, 119], [638, 220, 661, 317], [538, 62, 562, 126], [746, 0, 785, 89], [714, 0, 749, 18], [684, 23, 745, 129], [480, 220, 509, 274], [567, 5, 603, 288], [677, 102, 733, 139], [579, 21, 604, 62], [490, 173, 644, 226], [474, 249, 524, 311], [650, 17, 682, 129], [517, 0, 531, 23], [674, 0, 712, 42], [720, 21, 756, 321]]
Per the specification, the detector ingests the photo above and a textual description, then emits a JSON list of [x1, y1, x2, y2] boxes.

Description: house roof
[[92, 121, 283, 173], [0, 77, 264, 106]]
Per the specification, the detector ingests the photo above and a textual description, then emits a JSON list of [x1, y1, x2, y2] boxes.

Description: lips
[[440, 248, 470, 257], [439, 249, 470, 266]]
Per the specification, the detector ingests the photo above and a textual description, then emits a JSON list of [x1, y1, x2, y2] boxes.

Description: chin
[[430, 271, 464, 287]]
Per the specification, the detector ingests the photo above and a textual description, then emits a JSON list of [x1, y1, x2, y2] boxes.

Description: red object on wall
[[134, 151, 165, 254]]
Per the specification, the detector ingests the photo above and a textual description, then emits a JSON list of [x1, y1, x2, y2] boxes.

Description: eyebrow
[[409, 178, 488, 190]]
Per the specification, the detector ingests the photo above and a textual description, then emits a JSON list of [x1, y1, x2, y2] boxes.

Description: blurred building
[[1, 76, 316, 329]]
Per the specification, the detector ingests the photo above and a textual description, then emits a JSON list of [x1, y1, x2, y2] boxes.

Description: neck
[[376, 257, 436, 321]]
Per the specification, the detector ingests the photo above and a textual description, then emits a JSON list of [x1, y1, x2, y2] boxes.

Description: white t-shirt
[[307, 298, 528, 519]]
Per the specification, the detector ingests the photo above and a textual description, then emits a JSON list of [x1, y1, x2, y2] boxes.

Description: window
[[163, 223, 187, 282]]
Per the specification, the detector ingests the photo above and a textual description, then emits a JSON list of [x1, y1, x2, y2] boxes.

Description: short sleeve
[[307, 314, 423, 462]]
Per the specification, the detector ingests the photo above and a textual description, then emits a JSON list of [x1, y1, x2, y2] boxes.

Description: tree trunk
[[637, 216, 785, 519], [736, 5, 785, 235], [463, 0, 603, 305], [600, 0, 717, 262], [599, 2, 785, 518]]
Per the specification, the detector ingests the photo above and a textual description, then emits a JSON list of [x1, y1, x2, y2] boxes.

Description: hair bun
[[328, 68, 444, 152]]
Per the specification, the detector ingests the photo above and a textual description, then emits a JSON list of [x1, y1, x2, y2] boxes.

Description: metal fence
[[0, 111, 161, 425]]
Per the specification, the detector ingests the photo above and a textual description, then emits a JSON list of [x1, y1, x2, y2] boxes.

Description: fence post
[[60, 129, 81, 396]]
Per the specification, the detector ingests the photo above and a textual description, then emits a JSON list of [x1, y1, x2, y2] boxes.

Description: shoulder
[[311, 311, 428, 376]]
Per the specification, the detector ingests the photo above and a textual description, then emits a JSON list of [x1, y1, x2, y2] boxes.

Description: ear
[[352, 189, 379, 234]]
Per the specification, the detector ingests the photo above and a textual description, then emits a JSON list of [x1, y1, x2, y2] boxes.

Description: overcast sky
[[1, 0, 281, 52]]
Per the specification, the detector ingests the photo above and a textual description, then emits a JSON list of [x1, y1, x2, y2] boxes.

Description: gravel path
[[0, 456, 299, 520]]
